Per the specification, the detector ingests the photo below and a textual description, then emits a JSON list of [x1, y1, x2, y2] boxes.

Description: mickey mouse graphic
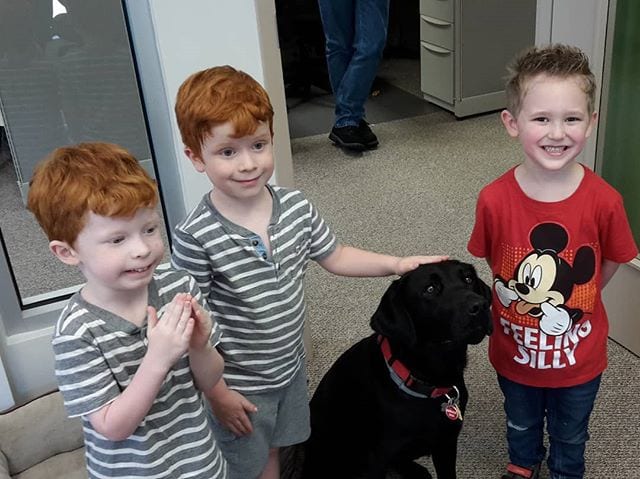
[[494, 223, 596, 336]]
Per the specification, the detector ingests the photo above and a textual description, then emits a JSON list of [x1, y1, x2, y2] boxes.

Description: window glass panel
[[0, 0, 168, 307]]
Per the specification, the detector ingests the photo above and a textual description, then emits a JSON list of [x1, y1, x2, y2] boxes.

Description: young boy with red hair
[[171, 65, 447, 479], [28, 142, 228, 478]]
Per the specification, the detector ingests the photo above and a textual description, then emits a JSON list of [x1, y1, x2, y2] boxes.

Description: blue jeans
[[317, 0, 390, 127], [498, 374, 601, 479]]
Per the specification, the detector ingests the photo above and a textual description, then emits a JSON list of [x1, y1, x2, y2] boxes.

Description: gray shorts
[[208, 365, 310, 479]]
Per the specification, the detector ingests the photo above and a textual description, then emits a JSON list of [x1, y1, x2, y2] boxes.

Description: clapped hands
[[146, 292, 194, 370], [145, 292, 216, 370]]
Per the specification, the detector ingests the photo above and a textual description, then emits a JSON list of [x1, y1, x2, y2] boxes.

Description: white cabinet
[[419, 0, 537, 117]]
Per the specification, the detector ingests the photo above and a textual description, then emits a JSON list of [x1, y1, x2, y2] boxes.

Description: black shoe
[[357, 120, 379, 149], [329, 125, 368, 151]]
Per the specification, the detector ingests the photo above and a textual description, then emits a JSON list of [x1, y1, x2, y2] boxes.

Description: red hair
[[27, 142, 158, 245], [175, 65, 274, 156]]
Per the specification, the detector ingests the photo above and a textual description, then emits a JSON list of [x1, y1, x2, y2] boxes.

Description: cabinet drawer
[[420, 41, 453, 104], [420, 14, 453, 51], [419, 0, 453, 22]]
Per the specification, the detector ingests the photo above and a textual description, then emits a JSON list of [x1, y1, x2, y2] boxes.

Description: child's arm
[[317, 244, 448, 277], [601, 259, 621, 289], [186, 297, 224, 393], [88, 294, 194, 441]]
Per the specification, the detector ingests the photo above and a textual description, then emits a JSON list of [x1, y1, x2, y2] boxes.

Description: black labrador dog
[[302, 260, 492, 479]]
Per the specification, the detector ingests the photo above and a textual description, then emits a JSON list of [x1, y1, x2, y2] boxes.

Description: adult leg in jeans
[[498, 375, 547, 470], [318, 0, 389, 128], [546, 375, 601, 479]]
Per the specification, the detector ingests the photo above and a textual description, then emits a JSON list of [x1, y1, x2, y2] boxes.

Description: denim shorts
[[208, 365, 310, 479]]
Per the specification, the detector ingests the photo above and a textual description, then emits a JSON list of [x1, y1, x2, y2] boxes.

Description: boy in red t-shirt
[[468, 44, 638, 479]]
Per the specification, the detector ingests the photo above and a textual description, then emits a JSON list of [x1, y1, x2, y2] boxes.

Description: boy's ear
[[184, 147, 206, 173], [500, 109, 519, 138], [49, 240, 80, 266]]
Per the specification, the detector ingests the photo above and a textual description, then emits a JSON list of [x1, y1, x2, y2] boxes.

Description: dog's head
[[370, 260, 492, 350]]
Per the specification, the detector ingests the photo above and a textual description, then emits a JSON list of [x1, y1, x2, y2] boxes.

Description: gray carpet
[[291, 110, 640, 478]]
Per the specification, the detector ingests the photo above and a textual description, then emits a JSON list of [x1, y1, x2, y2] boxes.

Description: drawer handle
[[420, 14, 451, 27], [421, 41, 451, 55]]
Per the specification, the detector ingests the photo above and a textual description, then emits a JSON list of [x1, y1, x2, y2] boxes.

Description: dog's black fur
[[302, 260, 492, 479]]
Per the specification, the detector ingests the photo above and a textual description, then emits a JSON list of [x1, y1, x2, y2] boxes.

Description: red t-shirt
[[468, 165, 638, 387]]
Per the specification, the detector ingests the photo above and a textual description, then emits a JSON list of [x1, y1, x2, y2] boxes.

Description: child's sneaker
[[501, 462, 541, 479]]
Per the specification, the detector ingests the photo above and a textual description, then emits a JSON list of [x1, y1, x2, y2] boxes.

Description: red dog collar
[[377, 335, 452, 398]]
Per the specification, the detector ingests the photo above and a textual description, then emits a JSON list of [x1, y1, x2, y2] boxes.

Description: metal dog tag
[[441, 398, 463, 421], [444, 403, 462, 421], [441, 386, 463, 422]]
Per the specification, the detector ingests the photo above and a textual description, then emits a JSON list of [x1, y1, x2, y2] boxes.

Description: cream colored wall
[[603, 261, 640, 355]]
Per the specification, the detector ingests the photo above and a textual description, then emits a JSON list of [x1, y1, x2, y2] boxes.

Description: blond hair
[[505, 44, 596, 116]]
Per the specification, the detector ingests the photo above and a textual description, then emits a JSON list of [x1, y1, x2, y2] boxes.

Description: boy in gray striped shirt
[[27, 143, 228, 478], [172, 65, 447, 479]]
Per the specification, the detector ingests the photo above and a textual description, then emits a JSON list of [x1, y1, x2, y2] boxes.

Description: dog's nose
[[468, 299, 488, 316]]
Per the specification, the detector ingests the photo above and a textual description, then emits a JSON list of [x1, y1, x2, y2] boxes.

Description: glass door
[[0, 0, 169, 311]]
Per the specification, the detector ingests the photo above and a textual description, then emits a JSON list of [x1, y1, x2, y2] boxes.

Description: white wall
[[0, 322, 56, 409], [535, 0, 610, 169], [148, 1, 266, 211], [130, 0, 292, 221], [0, 335, 16, 411]]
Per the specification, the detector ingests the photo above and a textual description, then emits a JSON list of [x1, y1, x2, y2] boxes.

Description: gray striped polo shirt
[[171, 186, 336, 393], [52, 266, 227, 478]]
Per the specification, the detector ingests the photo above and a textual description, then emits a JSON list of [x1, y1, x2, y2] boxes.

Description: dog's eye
[[424, 284, 438, 295], [463, 275, 474, 284]]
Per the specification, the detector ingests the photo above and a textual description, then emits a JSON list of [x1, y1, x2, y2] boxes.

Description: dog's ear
[[475, 276, 492, 302], [466, 263, 492, 301], [370, 277, 416, 348]]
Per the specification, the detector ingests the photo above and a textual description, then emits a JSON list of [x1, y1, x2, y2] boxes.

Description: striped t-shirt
[[171, 186, 336, 392], [52, 266, 227, 479]]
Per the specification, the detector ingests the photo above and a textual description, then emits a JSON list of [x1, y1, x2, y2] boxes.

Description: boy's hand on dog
[[208, 387, 257, 436], [395, 255, 449, 275]]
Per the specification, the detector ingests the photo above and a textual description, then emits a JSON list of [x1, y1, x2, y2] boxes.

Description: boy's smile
[[501, 74, 597, 174], [186, 121, 275, 207]]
